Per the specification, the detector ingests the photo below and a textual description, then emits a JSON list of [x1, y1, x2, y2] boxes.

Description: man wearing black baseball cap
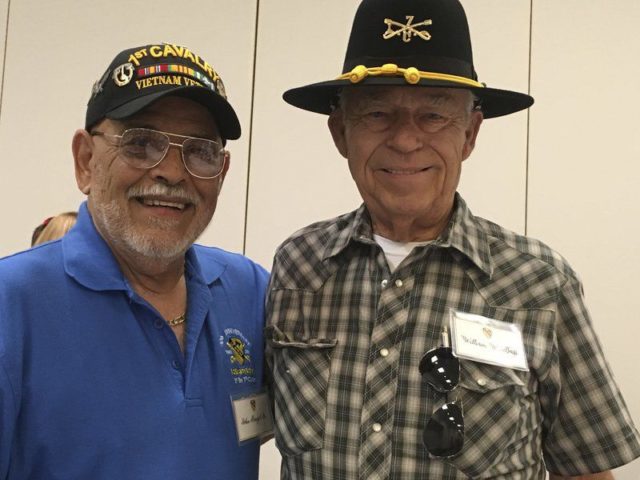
[[266, 1, 640, 479], [0, 43, 271, 479]]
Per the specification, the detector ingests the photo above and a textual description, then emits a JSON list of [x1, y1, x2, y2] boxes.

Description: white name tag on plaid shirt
[[449, 310, 529, 371]]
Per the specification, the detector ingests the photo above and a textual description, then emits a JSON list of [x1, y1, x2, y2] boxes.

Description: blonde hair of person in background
[[31, 211, 78, 246]]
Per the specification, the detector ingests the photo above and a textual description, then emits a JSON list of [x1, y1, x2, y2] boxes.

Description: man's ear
[[72, 129, 95, 195], [328, 110, 349, 159], [462, 110, 483, 161]]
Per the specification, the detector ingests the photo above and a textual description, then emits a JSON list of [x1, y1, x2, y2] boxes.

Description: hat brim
[[283, 77, 533, 119], [106, 86, 241, 140]]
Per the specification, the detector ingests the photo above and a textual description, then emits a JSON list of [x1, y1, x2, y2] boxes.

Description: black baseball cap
[[86, 43, 241, 140]]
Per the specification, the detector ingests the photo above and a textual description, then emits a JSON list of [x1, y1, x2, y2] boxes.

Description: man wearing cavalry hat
[[266, 0, 640, 478], [0, 43, 271, 479]]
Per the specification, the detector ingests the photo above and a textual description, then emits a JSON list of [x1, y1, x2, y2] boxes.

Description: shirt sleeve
[[541, 275, 640, 475]]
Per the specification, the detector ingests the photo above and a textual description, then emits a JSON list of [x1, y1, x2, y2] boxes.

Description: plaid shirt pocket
[[443, 360, 533, 477], [268, 332, 337, 456]]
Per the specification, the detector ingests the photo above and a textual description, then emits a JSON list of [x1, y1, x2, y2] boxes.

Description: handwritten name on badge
[[241, 411, 267, 426], [231, 392, 273, 443], [449, 310, 529, 371]]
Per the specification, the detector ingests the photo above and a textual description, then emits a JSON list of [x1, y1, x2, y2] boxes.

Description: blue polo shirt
[[0, 203, 269, 480]]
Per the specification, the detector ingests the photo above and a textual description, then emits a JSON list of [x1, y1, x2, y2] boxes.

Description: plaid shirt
[[266, 195, 640, 479]]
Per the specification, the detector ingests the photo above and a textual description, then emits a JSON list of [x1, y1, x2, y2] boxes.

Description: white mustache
[[126, 183, 199, 206]]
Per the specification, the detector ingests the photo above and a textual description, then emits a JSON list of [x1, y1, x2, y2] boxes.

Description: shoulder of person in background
[[31, 211, 78, 247]]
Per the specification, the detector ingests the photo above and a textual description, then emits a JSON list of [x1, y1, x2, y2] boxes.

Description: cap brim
[[283, 77, 533, 119], [106, 86, 241, 140]]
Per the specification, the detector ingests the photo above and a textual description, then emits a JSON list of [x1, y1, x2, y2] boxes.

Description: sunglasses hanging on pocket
[[419, 327, 464, 458]]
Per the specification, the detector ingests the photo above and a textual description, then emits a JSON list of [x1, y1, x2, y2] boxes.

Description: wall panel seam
[[0, 0, 12, 127], [524, 0, 534, 236], [242, 0, 261, 255]]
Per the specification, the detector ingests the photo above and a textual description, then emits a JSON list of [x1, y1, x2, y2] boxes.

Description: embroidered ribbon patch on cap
[[137, 64, 216, 91]]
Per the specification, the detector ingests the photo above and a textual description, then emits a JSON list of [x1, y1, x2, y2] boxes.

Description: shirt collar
[[322, 193, 494, 277], [323, 204, 376, 260], [187, 247, 226, 286], [436, 194, 494, 277], [63, 202, 128, 291]]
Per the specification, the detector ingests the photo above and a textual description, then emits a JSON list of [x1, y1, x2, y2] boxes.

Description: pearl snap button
[[394, 279, 403, 287], [477, 378, 487, 387], [381, 279, 388, 288], [372, 423, 382, 432], [380, 348, 389, 357]]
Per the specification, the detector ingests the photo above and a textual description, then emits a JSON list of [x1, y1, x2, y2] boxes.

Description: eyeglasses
[[346, 96, 474, 135], [91, 128, 226, 179], [353, 109, 459, 134], [419, 328, 464, 457]]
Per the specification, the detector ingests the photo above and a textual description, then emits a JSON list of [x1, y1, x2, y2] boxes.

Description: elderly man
[[0, 44, 271, 479], [266, 1, 640, 479]]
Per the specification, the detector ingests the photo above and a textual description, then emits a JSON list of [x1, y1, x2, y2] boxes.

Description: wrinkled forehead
[[341, 85, 472, 109]]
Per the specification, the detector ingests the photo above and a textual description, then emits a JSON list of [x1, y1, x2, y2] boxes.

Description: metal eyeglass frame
[[90, 128, 227, 180]]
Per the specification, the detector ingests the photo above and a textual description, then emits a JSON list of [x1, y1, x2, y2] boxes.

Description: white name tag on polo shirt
[[449, 310, 529, 371], [231, 391, 274, 444]]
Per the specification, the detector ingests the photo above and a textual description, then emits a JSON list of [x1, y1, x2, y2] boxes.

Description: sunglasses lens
[[423, 402, 464, 457], [419, 347, 459, 393]]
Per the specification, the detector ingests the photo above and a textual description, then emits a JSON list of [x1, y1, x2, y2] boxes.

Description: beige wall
[[0, 0, 257, 255], [0, 0, 638, 477], [0, 1, 6, 101]]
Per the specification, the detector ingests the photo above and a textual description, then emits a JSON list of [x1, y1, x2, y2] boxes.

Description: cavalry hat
[[86, 43, 241, 141], [283, 0, 533, 118]]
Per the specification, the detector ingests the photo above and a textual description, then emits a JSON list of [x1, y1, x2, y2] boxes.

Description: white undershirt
[[373, 234, 434, 272]]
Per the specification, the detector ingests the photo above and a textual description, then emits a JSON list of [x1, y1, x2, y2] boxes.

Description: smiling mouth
[[136, 198, 189, 211], [382, 167, 431, 175]]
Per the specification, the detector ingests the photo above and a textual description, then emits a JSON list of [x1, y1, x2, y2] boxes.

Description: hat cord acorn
[[338, 63, 484, 88]]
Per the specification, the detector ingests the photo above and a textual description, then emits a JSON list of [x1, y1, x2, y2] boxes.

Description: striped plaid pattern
[[266, 194, 640, 479]]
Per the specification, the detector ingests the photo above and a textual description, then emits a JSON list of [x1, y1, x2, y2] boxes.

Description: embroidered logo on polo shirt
[[220, 328, 256, 384]]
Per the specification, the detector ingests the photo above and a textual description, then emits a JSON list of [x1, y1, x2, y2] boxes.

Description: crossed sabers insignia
[[383, 16, 433, 42]]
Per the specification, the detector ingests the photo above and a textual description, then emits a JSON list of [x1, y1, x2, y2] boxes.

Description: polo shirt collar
[[63, 202, 128, 291], [187, 248, 226, 286]]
